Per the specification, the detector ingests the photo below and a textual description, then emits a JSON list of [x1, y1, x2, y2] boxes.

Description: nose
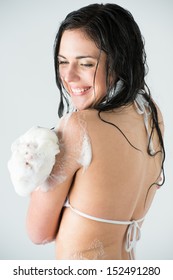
[[63, 65, 80, 83]]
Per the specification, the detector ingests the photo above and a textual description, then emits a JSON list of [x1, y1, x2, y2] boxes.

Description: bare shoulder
[[58, 110, 88, 131], [57, 109, 99, 135]]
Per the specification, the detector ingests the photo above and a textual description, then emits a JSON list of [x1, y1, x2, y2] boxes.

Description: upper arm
[[26, 112, 86, 244]]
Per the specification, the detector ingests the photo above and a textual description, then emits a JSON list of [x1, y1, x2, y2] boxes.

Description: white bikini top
[[64, 198, 145, 259], [63, 93, 154, 259]]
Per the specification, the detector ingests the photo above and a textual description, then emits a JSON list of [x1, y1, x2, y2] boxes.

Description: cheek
[[59, 68, 65, 80], [58, 70, 68, 90], [95, 72, 107, 95]]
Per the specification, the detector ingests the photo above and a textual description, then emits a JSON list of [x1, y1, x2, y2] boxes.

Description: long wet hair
[[54, 3, 165, 190]]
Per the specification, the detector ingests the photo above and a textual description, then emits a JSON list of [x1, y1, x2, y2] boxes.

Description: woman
[[25, 4, 165, 259]]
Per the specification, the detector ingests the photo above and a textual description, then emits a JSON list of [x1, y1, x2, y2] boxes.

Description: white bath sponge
[[8, 126, 60, 196]]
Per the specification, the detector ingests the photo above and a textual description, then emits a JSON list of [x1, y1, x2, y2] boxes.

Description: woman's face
[[58, 29, 108, 110]]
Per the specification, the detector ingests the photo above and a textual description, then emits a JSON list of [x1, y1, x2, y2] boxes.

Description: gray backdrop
[[1, 0, 173, 259]]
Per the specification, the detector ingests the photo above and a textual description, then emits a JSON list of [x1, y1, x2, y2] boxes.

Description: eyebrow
[[58, 54, 98, 60]]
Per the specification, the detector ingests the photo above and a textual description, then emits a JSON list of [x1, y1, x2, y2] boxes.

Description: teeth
[[71, 88, 90, 93]]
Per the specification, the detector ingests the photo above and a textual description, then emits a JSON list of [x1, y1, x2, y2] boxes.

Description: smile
[[71, 87, 91, 96]]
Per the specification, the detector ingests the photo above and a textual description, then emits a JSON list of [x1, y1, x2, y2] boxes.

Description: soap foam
[[46, 112, 92, 188]]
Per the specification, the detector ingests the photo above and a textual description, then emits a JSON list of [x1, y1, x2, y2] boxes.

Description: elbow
[[27, 229, 56, 245], [26, 221, 57, 245]]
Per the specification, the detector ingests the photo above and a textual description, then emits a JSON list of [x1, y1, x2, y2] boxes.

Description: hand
[[8, 126, 60, 196]]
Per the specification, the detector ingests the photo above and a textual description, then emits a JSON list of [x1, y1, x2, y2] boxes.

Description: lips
[[70, 87, 91, 96]]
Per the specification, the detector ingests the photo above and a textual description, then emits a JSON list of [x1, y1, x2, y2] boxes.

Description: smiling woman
[[8, 3, 165, 260], [57, 29, 108, 110]]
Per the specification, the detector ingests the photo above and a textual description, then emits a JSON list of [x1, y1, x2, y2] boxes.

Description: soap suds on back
[[70, 239, 105, 260]]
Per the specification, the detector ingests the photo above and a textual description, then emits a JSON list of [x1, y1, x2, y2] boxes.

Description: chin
[[72, 101, 92, 111], [76, 105, 92, 111], [71, 94, 96, 111]]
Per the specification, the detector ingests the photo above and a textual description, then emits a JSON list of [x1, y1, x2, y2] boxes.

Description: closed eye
[[81, 63, 94, 68], [58, 61, 69, 65]]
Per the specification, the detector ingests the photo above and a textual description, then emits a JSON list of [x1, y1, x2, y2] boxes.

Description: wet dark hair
[[54, 3, 165, 190], [54, 3, 148, 114]]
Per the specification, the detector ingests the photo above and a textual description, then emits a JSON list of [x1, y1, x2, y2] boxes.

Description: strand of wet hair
[[98, 110, 141, 152]]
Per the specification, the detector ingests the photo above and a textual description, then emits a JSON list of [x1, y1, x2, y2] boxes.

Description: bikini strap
[[64, 198, 145, 259], [64, 198, 133, 225]]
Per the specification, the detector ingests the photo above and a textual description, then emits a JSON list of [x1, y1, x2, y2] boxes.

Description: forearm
[[26, 175, 73, 244]]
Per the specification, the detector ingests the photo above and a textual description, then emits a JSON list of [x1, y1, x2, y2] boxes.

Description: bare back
[[55, 103, 164, 259]]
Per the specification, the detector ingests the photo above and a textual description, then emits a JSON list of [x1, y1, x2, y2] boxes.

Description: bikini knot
[[125, 220, 141, 253]]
